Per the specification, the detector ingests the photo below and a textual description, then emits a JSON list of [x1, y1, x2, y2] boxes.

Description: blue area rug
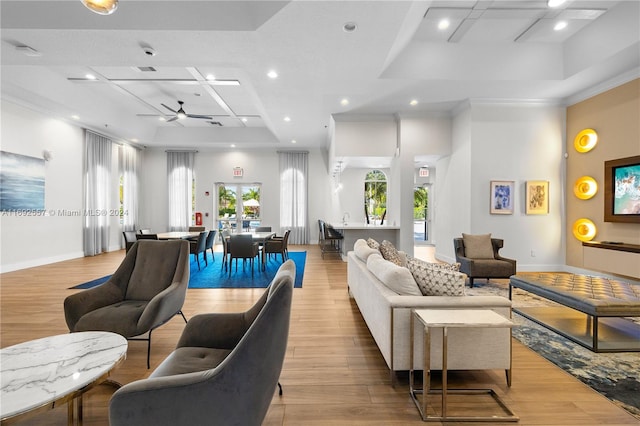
[[70, 251, 305, 290]]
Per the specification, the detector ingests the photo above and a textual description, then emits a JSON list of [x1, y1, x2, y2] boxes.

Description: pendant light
[[82, 0, 118, 15]]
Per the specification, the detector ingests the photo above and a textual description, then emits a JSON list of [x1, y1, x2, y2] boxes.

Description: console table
[[582, 241, 640, 279], [1, 332, 127, 425], [409, 309, 518, 422]]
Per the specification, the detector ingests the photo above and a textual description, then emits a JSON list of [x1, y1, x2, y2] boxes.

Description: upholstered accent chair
[[109, 260, 295, 426], [454, 234, 517, 288], [64, 240, 190, 368]]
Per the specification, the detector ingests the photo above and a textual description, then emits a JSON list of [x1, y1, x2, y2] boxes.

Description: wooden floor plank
[[1, 244, 637, 425]]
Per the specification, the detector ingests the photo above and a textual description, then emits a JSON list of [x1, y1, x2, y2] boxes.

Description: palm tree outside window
[[364, 170, 387, 225]]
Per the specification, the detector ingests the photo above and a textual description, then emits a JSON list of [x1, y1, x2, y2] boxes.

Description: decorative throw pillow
[[462, 233, 494, 259], [366, 253, 421, 296], [379, 240, 404, 267], [354, 238, 379, 262], [407, 257, 465, 296], [366, 238, 380, 250]]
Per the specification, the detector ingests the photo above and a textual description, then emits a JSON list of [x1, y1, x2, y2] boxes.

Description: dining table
[[156, 231, 201, 240]]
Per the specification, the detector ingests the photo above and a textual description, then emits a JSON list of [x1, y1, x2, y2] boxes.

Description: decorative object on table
[[525, 180, 549, 214], [454, 234, 517, 288], [0, 151, 45, 211], [109, 261, 295, 426], [489, 180, 514, 215], [64, 240, 190, 369]]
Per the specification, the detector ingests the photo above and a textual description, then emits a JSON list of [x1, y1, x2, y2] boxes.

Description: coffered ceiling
[[1, 1, 638, 152]]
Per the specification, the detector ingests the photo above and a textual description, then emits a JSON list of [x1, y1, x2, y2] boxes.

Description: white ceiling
[[1, 0, 639, 156]]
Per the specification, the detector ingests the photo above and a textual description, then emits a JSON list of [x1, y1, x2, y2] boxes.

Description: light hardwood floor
[[1, 245, 637, 425]]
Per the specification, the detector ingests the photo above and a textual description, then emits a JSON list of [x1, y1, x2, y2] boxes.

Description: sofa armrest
[[387, 295, 512, 310]]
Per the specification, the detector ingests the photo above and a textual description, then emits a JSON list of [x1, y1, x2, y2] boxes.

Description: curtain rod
[[277, 150, 309, 154], [165, 150, 199, 153]]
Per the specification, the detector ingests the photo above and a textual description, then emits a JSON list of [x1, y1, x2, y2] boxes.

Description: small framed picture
[[490, 181, 515, 215], [526, 180, 549, 215]]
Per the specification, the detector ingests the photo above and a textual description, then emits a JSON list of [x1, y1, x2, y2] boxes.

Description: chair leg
[[178, 310, 187, 323], [469, 277, 474, 288], [146, 329, 153, 369], [278, 381, 283, 396]]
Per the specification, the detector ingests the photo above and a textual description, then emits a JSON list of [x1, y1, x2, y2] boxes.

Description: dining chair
[[190, 231, 208, 270], [123, 231, 138, 253], [255, 226, 272, 232], [264, 229, 290, 263], [136, 233, 159, 240], [204, 229, 217, 262], [228, 234, 260, 277], [220, 229, 232, 271], [187, 226, 206, 241], [138, 229, 153, 235]]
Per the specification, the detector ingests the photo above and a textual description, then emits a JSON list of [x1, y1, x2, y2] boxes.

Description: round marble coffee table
[[1, 331, 128, 424]]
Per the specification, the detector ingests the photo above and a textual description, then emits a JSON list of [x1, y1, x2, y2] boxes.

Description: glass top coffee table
[[1, 331, 128, 425]]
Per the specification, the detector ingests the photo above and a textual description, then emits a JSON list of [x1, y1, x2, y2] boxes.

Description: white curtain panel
[[279, 151, 309, 244], [167, 151, 195, 232], [119, 144, 141, 233], [83, 130, 112, 256]]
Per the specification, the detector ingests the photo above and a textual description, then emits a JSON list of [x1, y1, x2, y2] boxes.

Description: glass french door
[[216, 183, 261, 232], [413, 184, 431, 244]]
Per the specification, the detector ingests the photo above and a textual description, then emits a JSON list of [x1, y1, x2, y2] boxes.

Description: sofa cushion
[[366, 238, 380, 250], [354, 239, 379, 262], [407, 257, 465, 296], [366, 253, 421, 296], [379, 240, 404, 267], [462, 233, 494, 259]]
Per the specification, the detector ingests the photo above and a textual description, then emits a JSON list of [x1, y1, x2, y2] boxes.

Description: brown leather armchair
[[454, 237, 516, 288]]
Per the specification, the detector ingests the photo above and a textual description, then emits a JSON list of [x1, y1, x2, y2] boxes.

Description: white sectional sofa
[[347, 239, 514, 384]]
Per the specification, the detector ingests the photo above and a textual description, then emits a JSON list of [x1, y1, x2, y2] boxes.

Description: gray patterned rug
[[466, 280, 640, 420]]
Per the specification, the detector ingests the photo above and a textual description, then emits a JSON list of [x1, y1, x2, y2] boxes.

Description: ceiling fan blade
[[161, 103, 178, 114], [165, 116, 179, 122], [187, 114, 214, 120]]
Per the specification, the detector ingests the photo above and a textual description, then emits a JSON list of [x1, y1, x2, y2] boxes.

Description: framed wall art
[[526, 180, 549, 215], [0, 151, 45, 211], [490, 180, 514, 215]]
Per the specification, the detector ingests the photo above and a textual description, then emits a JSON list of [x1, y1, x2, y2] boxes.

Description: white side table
[[410, 309, 518, 422]]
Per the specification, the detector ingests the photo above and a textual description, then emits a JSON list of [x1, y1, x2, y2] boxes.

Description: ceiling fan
[[161, 100, 213, 122]]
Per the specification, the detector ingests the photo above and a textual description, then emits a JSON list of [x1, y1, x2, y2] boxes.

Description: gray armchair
[[109, 260, 295, 426], [64, 240, 190, 368], [454, 236, 517, 288]]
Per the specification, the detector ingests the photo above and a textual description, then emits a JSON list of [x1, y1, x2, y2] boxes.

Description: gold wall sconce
[[574, 128, 598, 153], [573, 176, 598, 200], [572, 218, 597, 242], [82, 0, 118, 15]]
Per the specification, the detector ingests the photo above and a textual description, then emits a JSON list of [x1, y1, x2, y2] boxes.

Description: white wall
[[138, 148, 330, 243], [435, 102, 566, 271]]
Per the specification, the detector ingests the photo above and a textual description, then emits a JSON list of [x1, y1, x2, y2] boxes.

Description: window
[[364, 170, 387, 224]]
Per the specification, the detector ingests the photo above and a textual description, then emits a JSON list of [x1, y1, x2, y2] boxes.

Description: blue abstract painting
[[0, 151, 45, 211]]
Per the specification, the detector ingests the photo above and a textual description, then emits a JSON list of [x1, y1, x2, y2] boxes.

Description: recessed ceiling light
[[206, 74, 215, 80], [438, 19, 450, 30], [554, 21, 568, 31], [291, 139, 297, 144], [343, 22, 357, 32], [267, 70, 278, 79], [71, 115, 80, 120], [410, 99, 418, 106], [241, 117, 248, 123], [284, 116, 291, 122], [340, 98, 349, 106], [131, 138, 139, 142], [159, 117, 166, 121], [85, 74, 96, 80], [230, 144, 236, 148], [547, 0, 566, 7]]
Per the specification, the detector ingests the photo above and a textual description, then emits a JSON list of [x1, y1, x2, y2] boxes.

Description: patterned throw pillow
[[407, 257, 465, 296], [366, 238, 380, 250], [379, 240, 403, 267]]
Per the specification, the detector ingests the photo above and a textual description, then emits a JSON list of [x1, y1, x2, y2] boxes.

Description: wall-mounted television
[[604, 155, 640, 223]]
